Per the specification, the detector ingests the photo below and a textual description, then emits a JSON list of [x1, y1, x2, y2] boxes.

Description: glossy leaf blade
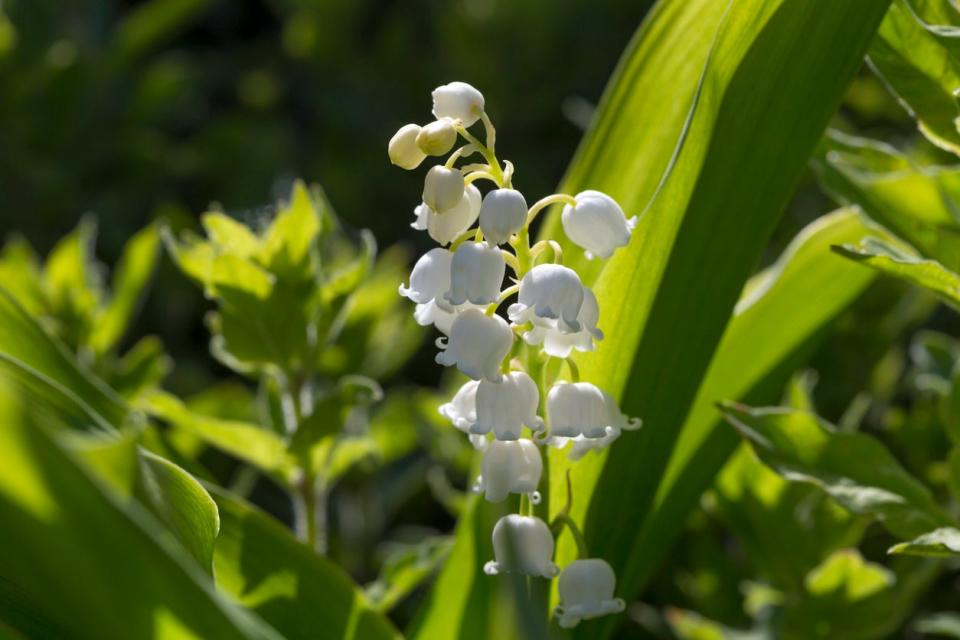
[[209, 486, 401, 640]]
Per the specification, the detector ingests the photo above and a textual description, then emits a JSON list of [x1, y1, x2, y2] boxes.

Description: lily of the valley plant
[[391, 80, 640, 629]]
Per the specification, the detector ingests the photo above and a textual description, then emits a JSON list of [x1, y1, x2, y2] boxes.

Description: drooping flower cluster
[[391, 81, 637, 628]]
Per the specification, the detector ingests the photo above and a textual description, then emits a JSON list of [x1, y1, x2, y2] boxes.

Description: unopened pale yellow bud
[[389, 123, 427, 170], [416, 118, 457, 156]]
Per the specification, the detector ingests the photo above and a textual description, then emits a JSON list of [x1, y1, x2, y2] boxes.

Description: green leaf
[[106, 335, 173, 399], [622, 210, 878, 596], [258, 180, 323, 282], [112, 0, 214, 65], [143, 390, 295, 481], [721, 403, 952, 539], [0, 234, 45, 315], [90, 222, 161, 355], [833, 236, 960, 309], [803, 549, 893, 601], [136, 450, 221, 573], [888, 526, 960, 556], [539, 4, 893, 634], [811, 129, 960, 267], [0, 384, 280, 640], [42, 218, 103, 347], [209, 486, 401, 640], [0, 286, 130, 431], [868, 0, 960, 154]]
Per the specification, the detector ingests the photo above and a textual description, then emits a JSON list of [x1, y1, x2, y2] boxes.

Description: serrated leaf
[[258, 180, 322, 281], [42, 219, 103, 347], [888, 526, 960, 556], [833, 237, 960, 310], [721, 402, 952, 539]]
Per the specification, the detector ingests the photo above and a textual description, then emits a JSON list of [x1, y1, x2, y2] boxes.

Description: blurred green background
[[0, 0, 653, 394], [6, 0, 960, 634]]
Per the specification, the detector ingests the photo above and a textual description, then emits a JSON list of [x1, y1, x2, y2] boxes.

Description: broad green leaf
[[143, 390, 295, 481], [63, 430, 220, 573], [721, 403, 952, 539], [666, 609, 760, 640], [888, 526, 960, 556], [833, 237, 960, 310], [868, 0, 960, 154], [540, 5, 893, 636], [90, 222, 161, 355], [107, 334, 173, 399], [0, 384, 280, 640], [811, 130, 960, 267], [0, 286, 130, 431], [0, 235, 45, 314], [136, 450, 221, 573], [623, 211, 878, 597], [209, 486, 400, 640], [202, 212, 262, 259]]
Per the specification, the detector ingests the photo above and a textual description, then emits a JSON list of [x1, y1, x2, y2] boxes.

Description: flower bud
[[412, 184, 481, 245], [443, 242, 505, 308], [435, 308, 513, 381], [416, 118, 457, 156], [432, 81, 485, 127], [388, 123, 427, 170], [484, 514, 557, 578], [547, 382, 640, 439], [507, 264, 586, 334], [561, 190, 637, 259], [474, 371, 543, 440], [399, 248, 452, 305], [555, 559, 625, 628], [477, 439, 542, 503], [479, 188, 527, 245], [423, 166, 465, 212]]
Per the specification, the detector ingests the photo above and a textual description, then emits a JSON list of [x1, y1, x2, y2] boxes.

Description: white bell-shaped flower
[[522, 286, 603, 357], [388, 123, 426, 170], [554, 559, 625, 628], [438, 380, 478, 433], [508, 264, 586, 334], [484, 514, 558, 578], [443, 242, 504, 308], [412, 300, 480, 334], [412, 184, 481, 245], [423, 166, 465, 213], [561, 190, 637, 259], [435, 309, 513, 381], [432, 81, 485, 127], [479, 188, 527, 245], [473, 371, 544, 440], [476, 439, 542, 503], [416, 118, 457, 156], [399, 248, 451, 305], [547, 382, 640, 438]]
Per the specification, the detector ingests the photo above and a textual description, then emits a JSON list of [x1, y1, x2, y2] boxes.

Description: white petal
[[416, 184, 481, 245], [388, 123, 426, 170], [423, 166, 465, 213], [479, 439, 542, 502], [399, 248, 452, 304], [479, 188, 527, 245], [508, 264, 585, 334], [473, 371, 544, 440], [435, 309, 513, 381], [432, 81, 485, 127], [555, 559, 625, 628], [444, 242, 505, 308], [561, 190, 635, 259], [487, 514, 557, 578], [547, 382, 610, 438], [438, 380, 479, 432]]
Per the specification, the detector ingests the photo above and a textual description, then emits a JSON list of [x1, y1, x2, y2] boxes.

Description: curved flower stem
[[465, 171, 499, 187], [501, 250, 521, 275], [552, 513, 589, 559], [498, 283, 520, 302], [565, 357, 580, 382], [526, 193, 577, 226], [449, 228, 476, 251], [456, 122, 504, 186], [445, 144, 480, 168], [530, 240, 563, 266]]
